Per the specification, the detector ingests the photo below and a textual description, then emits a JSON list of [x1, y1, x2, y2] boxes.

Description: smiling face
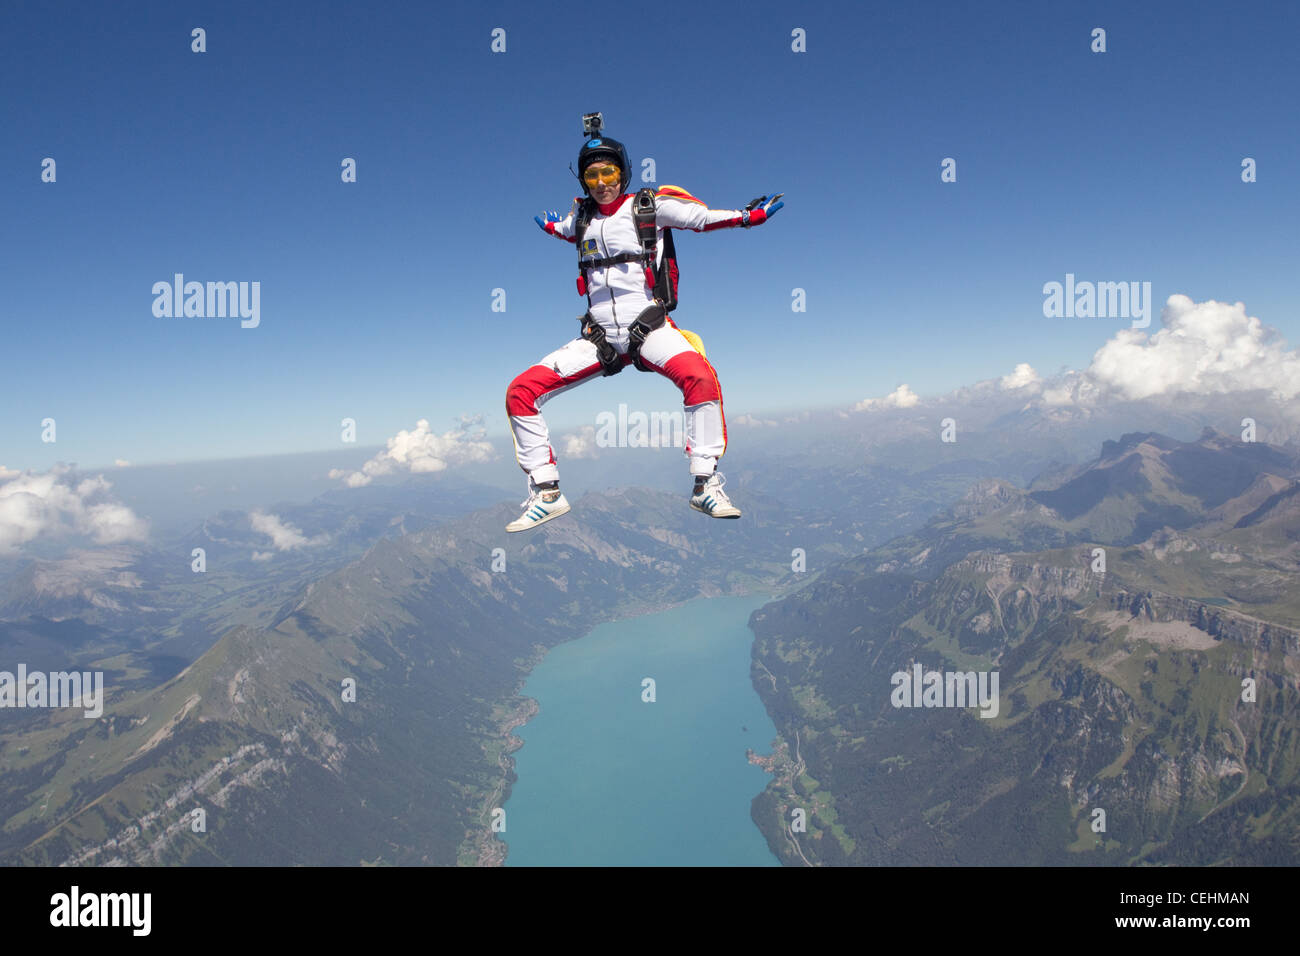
[[583, 160, 622, 204]]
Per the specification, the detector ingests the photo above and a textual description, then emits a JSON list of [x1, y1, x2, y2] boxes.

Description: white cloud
[[732, 414, 779, 427], [1040, 382, 1075, 406], [0, 463, 149, 555], [999, 363, 1041, 390], [329, 415, 495, 488], [114, 459, 131, 468], [854, 384, 920, 412], [837, 297, 1298, 416], [251, 550, 275, 562], [1081, 295, 1300, 401], [1039, 371, 1105, 407], [561, 425, 599, 459], [249, 511, 328, 551]]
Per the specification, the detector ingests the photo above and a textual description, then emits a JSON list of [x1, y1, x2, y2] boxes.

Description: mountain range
[[2, 425, 1297, 865], [747, 428, 1299, 864]]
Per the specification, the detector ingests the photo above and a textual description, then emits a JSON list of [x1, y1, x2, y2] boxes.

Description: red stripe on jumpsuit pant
[[505, 361, 602, 417], [640, 350, 728, 452], [668, 321, 727, 450]]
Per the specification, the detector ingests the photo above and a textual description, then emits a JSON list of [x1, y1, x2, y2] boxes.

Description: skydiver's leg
[[505, 336, 608, 486], [634, 321, 727, 480]]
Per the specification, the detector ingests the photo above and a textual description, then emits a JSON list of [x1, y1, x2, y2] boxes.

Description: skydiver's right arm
[[535, 198, 582, 243]]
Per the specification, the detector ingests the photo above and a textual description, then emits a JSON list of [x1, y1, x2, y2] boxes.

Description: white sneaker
[[506, 483, 570, 532], [690, 472, 741, 519]]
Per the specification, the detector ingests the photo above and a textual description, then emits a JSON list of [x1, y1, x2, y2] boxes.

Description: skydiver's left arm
[[652, 186, 784, 232]]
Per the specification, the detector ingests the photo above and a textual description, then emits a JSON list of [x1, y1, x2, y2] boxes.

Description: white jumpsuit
[[506, 185, 767, 484]]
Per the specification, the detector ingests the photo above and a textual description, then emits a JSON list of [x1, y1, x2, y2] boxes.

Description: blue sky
[[3, 0, 1297, 472]]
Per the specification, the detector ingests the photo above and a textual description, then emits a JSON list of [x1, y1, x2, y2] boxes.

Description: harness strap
[[574, 198, 596, 299], [578, 312, 623, 377], [632, 188, 659, 293], [627, 303, 666, 373], [574, 189, 666, 301], [580, 251, 651, 271]]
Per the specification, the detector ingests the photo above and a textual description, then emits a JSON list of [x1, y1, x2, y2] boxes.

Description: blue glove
[[534, 210, 563, 232], [742, 193, 784, 226]]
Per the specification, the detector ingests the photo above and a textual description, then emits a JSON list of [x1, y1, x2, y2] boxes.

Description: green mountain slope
[[1, 489, 807, 865], [749, 430, 1300, 865]]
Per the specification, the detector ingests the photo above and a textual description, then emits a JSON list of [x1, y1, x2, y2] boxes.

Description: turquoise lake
[[502, 593, 781, 866]]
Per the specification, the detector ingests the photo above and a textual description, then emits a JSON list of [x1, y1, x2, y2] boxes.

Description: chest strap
[[580, 251, 650, 271]]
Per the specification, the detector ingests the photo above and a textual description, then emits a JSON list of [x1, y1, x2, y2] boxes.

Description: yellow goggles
[[582, 166, 621, 185]]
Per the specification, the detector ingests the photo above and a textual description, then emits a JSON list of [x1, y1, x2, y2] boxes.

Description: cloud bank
[[1085, 295, 1300, 401], [854, 384, 921, 412], [0, 464, 149, 555], [330, 416, 495, 488], [849, 295, 1300, 415]]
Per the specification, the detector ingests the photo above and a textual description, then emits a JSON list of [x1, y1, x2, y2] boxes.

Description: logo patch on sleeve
[[580, 238, 598, 258]]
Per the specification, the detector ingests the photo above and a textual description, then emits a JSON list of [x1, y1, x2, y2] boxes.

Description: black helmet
[[577, 135, 629, 195]]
